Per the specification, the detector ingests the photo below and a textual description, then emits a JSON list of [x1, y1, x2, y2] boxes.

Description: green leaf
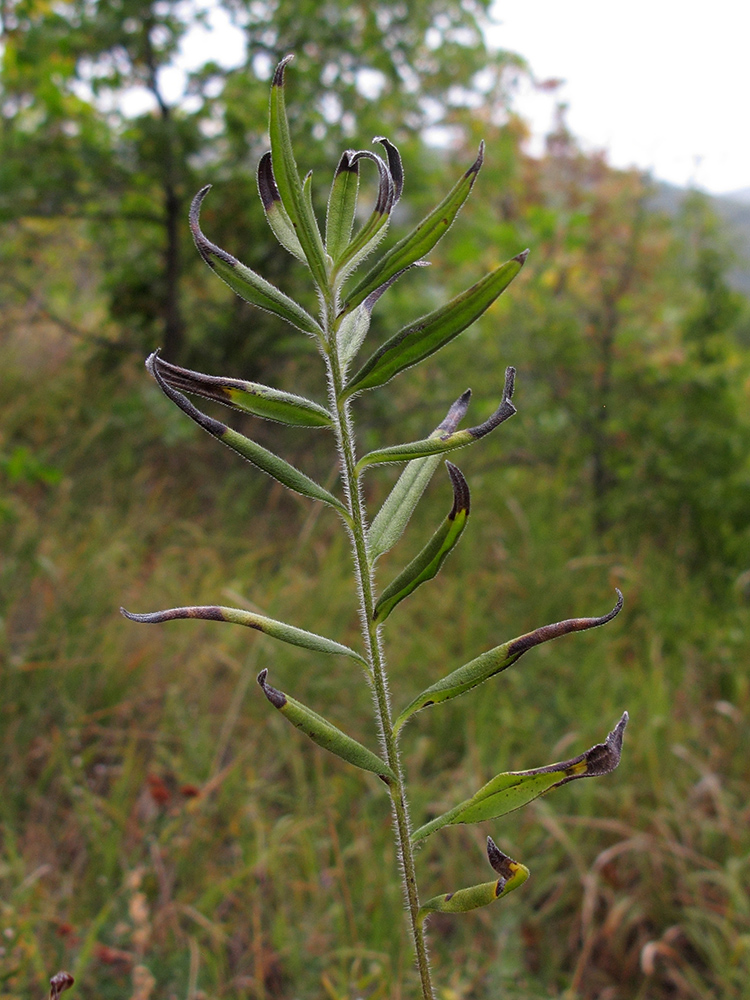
[[332, 147, 395, 276], [394, 591, 623, 732], [153, 355, 333, 428], [325, 151, 359, 262], [121, 605, 366, 664], [373, 462, 470, 624], [147, 353, 348, 517], [269, 55, 329, 289], [189, 186, 322, 337], [337, 262, 428, 368], [356, 368, 516, 472], [417, 837, 529, 924], [344, 252, 528, 396], [367, 389, 472, 561], [258, 669, 395, 782], [340, 143, 484, 316], [412, 714, 629, 842], [257, 151, 306, 261]]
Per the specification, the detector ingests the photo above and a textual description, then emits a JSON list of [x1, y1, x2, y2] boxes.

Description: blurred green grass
[[1, 330, 749, 1000]]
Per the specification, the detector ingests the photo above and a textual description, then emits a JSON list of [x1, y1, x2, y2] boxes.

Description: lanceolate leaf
[[344, 252, 528, 396], [153, 355, 333, 428], [340, 143, 484, 316], [257, 151, 306, 261], [412, 714, 629, 842], [258, 669, 396, 782], [147, 354, 348, 516], [356, 368, 516, 472], [189, 186, 321, 337], [417, 838, 529, 924], [367, 390, 472, 561], [326, 151, 359, 262], [337, 262, 429, 368], [373, 463, 470, 624], [121, 605, 366, 664], [394, 591, 624, 732], [269, 55, 329, 289], [333, 148, 395, 276]]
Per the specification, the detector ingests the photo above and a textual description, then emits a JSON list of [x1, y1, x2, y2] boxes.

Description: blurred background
[[1, 1, 749, 998]]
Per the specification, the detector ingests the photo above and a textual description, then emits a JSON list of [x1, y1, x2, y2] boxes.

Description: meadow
[[2, 6, 750, 993], [2, 237, 749, 998]]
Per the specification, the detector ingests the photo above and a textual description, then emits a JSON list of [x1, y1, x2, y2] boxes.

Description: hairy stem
[[323, 301, 435, 1000]]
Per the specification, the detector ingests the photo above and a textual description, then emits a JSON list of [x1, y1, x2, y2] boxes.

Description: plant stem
[[323, 301, 435, 1000]]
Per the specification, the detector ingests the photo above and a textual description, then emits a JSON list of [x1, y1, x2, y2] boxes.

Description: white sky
[[488, 0, 750, 197], [154, 0, 749, 198]]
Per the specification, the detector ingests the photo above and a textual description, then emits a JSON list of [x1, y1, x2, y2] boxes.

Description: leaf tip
[[514, 248, 530, 264], [257, 151, 279, 210], [469, 141, 485, 176], [257, 668, 286, 708], [334, 149, 357, 177], [145, 349, 160, 376], [445, 461, 470, 517], [602, 588, 624, 624], [437, 389, 472, 435], [189, 186, 237, 268], [273, 53, 294, 86], [585, 711, 629, 777], [486, 837, 525, 888]]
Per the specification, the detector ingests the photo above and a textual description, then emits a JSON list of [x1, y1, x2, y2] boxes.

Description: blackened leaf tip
[[514, 248, 530, 264], [486, 837, 513, 879], [257, 152, 279, 209], [470, 141, 485, 174], [189, 185, 211, 230], [603, 588, 624, 624], [257, 669, 287, 709], [437, 388, 472, 435], [335, 150, 357, 175], [273, 53, 294, 85], [585, 712, 629, 776], [446, 461, 470, 517]]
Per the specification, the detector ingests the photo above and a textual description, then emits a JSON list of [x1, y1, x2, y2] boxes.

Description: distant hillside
[[650, 182, 750, 296]]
